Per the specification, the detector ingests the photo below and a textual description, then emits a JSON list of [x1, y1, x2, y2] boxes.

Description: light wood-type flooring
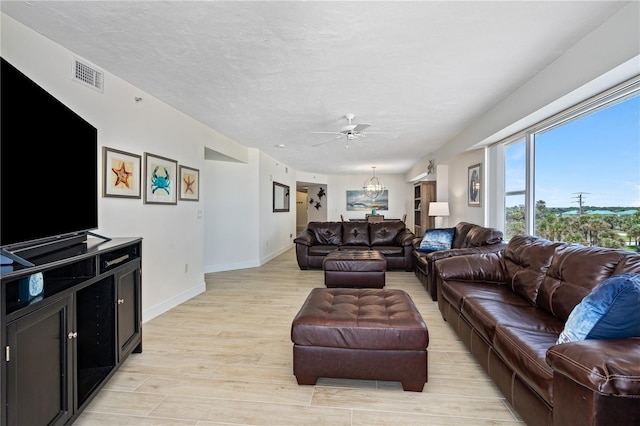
[[76, 248, 525, 425]]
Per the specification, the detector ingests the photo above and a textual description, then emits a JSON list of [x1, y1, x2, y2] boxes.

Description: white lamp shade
[[428, 202, 449, 217]]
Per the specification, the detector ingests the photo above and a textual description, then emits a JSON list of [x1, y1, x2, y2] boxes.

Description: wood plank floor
[[76, 248, 524, 425]]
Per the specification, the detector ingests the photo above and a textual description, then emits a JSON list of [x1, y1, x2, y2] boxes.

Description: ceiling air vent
[[72, 57, 103, 92]]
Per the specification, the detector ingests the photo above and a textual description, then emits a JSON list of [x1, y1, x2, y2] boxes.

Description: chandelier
[[363, 166, 385, 200]]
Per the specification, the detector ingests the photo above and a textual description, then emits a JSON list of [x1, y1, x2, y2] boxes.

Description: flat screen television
[[1, 57, 98, 257]]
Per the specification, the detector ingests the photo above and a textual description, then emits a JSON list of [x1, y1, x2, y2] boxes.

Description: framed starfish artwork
[[144, 152, 178, 205], [103, 147, 141, 198], [178, 165, 199, 201]]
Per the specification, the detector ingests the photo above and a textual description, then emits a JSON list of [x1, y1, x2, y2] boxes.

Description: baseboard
[[204, 244, 293, 273], [142, 281, 205, 323]]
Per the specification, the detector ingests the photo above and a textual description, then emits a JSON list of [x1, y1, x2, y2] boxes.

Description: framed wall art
[[103, 147, 141, 198], [468, 163, 481, 207], [346, 190, 389, 211], [144, 152, 178, 205], [178, 165, 199, 201]]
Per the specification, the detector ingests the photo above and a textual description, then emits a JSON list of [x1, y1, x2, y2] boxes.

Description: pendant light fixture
[[363, 166, 385, 200]]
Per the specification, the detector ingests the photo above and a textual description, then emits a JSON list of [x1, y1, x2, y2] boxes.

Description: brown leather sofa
[[294, 221, 415, 271], [412, 222, 505, 300], [435, 234, 640, 426]]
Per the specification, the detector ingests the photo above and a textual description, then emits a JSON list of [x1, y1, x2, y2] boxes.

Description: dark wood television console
[[0, 237, 142, 425]]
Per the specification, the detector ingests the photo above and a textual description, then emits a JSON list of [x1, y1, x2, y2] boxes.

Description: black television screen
[[1, 57, 98, 251]]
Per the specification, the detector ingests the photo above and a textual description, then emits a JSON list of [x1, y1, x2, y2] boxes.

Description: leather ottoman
[[291, 288, 429, 391], [322, 249, 386, 288]]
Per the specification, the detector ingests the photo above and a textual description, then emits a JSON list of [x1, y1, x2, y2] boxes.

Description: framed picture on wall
[[103, 147, 141, 198], [144, 152, 178, 205], [468, 163, 481, 207], [346, 190, 389, 211], [178, 165, 199, 201]]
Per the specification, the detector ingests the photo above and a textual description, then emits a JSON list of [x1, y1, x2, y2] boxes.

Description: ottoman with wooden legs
[[290, 288, 429, 392]]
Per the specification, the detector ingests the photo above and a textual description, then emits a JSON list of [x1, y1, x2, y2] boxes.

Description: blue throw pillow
[[418, 228, 455, 253], [557, 273, 640, 344]]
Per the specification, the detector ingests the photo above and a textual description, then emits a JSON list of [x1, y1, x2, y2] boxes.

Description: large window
[[502, 78, 640, 250]]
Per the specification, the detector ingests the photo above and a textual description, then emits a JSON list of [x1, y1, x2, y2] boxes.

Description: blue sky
[[506, 94, 640, 208]]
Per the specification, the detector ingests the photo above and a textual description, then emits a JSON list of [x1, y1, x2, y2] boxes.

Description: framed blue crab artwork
[[143, 152, 178, 205]]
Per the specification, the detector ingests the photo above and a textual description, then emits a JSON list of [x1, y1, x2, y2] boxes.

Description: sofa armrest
[[546, 338, 640, 426], [435, 251, 507, 283], [546, 338, 640, 396], [412, 236, 422, 250], [293, 230, 317, 246], [395, 229, 416, 246]]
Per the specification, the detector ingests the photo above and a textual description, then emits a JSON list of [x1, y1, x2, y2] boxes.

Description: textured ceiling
[[1, 1, 629, 175]]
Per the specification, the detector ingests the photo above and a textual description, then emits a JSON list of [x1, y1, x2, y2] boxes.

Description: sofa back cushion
[[537, 244, 640, 321], [464, 226, 503, 248], [504, 235, 566, 306], [370, 221, 405, 246], [307, 222, 343, 245], [451, 222, 476, 248], [342, 222, 370, 246]]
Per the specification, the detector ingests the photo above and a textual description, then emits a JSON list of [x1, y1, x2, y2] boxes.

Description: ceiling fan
[[310, 114, 386, 147]]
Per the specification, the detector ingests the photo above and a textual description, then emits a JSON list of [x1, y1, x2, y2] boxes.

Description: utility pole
[[572, 192, 590, 215]]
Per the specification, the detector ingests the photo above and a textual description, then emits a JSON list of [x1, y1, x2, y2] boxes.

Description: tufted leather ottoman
[[291, 288, 429, 391], [323, 249, 386, 288]]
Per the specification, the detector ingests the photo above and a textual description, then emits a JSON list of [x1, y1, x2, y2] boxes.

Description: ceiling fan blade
[[312, 135, 343, 147], [352, 123, 371, 132], [309, 131, 342, 135]]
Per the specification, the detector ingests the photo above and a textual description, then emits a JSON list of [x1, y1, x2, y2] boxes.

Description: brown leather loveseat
[[294, 221, 415, 271], [412, 222, 505, 300], [435, 234, 640, 426]]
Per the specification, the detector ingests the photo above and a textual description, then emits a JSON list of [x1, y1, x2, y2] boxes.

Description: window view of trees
[[504, 84, 639, 251], [507, 203, 640, 250]]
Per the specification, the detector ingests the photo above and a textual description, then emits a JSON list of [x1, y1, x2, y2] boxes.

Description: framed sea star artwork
[[103, 146, 141, 199], [144, 152, 178, 205], [178, 165, 199, 201]]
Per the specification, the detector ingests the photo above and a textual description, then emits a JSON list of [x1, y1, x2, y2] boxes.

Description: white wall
[[326, 174, 413, 223], [1, 14, 239, 322], [258, 151, 297, 264], [446, 149, 486, 227], [305, 185, 328, 223]]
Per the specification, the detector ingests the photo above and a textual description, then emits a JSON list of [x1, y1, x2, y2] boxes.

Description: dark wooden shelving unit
[[1, 237, 143, 426]]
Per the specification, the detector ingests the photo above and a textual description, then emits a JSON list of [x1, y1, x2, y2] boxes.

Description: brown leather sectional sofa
[[435, 234, 640, 426], [294, 221, 415, 271], [413, 222, 505, 300]]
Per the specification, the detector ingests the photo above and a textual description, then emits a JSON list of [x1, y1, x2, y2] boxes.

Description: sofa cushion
[[451, 222, 477, 249], [342, 222, 370, 246], [464, 226, 503, 247], [504, 235, 566, 306], [307, 222, 343, 245], [418, 228, 455, 252], [494, 327, 557, 404], [537, 244, 640, 321], [557, 273, 640, 344], [370, 221, 404, 246]]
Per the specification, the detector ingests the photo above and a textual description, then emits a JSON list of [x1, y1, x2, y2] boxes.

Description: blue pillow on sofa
[[557, 273, 640, 344], [418, 228, 455, 253]]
